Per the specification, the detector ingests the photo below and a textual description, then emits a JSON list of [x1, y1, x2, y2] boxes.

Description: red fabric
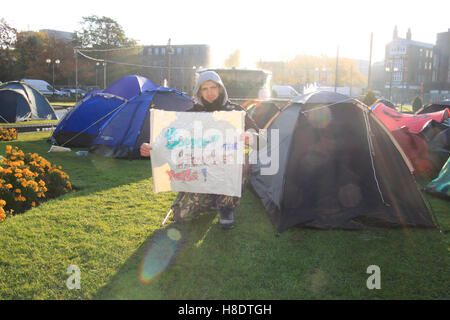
[[370, 102, 449, 134], [391, 127, 436, 175]]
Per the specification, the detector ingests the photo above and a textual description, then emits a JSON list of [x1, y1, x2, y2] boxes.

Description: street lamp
[[46, 58, 60, 95], [385, 64, 399, 102], [96, 62, 100, 87], [167, 38, 175, 88]]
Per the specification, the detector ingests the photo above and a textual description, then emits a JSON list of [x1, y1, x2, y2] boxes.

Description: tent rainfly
[[90, 87, 194, 159], [0, 81, 57, 122], [250, 91, 437, 232]]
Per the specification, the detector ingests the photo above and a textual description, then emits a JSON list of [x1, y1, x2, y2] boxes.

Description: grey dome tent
[[250, 91, 436, 232], [0, 81, 57, 122], [415, 100, 450, 115]]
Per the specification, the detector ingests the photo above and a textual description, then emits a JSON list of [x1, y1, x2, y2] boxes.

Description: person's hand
[[240, 132, 254, 147], [140, 143, 152, 157]]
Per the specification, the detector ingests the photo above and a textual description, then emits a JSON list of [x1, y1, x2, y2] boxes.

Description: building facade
[[384, 27, 434, 104], [139, 44, 210, 94], [432, 28, 450, 93]]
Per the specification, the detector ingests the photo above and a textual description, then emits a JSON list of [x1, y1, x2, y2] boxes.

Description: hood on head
[[193, 71, 229, 106]]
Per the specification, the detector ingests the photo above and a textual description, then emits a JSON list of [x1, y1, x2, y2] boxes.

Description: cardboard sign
[[150, 109, 245, 197]]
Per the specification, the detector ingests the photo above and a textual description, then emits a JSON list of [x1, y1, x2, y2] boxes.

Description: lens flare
[[308, 108, 331, 129], [139, 228, 182, 284]]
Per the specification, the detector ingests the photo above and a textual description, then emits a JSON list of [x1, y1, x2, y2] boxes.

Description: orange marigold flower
[[15, 189, 21, 193], [0, 200, 6, 206], [31, 202, 36, 207], [6, 184, 12, 189]]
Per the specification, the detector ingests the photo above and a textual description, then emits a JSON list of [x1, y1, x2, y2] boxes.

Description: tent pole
[[75, 49, 78, 104], [162, 209, 173, 226]]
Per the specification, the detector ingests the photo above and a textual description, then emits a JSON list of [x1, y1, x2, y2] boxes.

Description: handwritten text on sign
[[150, 109, 245, 197]]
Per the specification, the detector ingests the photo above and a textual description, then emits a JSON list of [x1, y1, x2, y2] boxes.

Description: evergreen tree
[[362, 89, 377, 106], [412, 96, 423, 113]]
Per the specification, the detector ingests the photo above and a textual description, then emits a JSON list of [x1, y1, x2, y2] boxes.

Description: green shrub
[[412, 96, 423, 112], [362, 89, 377, 106]]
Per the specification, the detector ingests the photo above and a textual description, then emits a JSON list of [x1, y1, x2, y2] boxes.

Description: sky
[[3, 0, 449, 68]]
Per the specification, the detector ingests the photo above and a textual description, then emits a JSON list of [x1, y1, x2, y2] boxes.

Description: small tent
[[424, 156, 450, 199], [90, 87, 194, 159], [83, 75, 156, 100], [369, 101, 448, 134], [375, 98, 396, 109], [243, 99, 284, 129], [250, 91, 436, 232], [103, 75, 157, 100], [0, 81, 57, 122], [51, 93, 127, 147], [416, 100, 450, 115]]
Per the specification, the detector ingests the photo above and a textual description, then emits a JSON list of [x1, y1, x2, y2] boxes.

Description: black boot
[[219, 207, 234, 229]]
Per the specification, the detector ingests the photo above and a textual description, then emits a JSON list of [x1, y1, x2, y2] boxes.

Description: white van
[[272, 85, 299, 99], [21, 79, 65, 97]]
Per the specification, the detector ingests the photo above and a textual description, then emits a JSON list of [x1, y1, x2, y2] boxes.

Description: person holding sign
[[140, 71, 260, 229]]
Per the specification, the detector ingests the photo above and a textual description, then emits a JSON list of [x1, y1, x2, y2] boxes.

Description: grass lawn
[[1, 120, 59, 126], [0, 132, 448, 300], [397, 105, 413, 113], [51, 102, 77, 107]]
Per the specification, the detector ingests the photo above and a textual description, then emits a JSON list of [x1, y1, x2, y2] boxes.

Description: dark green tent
[[0, 81, 57, 122], [250, 91, 436, 232], [424, 157, 450, 199]]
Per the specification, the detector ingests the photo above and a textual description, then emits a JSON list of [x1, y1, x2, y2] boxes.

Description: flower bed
[[0, 127, 18, 141], [0, 145, 72, 221]]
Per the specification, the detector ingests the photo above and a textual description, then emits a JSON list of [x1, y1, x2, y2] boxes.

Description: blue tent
[[52, 93, 127, 147], [84, 75, 156, 100], [0, 81, 57, 122], [102, 75, 157, 100], [90, 87, 194, 159]]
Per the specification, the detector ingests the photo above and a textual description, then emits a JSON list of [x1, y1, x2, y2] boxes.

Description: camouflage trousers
[[170, 163, 251, 222]]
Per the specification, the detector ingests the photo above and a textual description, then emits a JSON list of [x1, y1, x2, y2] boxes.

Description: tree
[[412, 96, 423, 113], [74, 15, 136, 49], [0, 18, 18, 81], [362, 89, 377, 106], [224, 50, 240, 68], [13, 31, 91, 87]]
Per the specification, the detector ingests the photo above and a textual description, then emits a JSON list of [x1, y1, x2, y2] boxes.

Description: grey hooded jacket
[[190, 71, 259, 132]]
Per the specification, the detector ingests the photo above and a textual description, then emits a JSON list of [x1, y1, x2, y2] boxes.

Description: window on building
[[393, 72, 402, 82], [177, 47, 182, 55], [161, 47, 166, 55], [155, 48, 159, 55]]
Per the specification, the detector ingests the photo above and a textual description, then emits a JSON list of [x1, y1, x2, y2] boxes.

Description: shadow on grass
[[92, 212, 218, 300], [91, 190, 449, 300]]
